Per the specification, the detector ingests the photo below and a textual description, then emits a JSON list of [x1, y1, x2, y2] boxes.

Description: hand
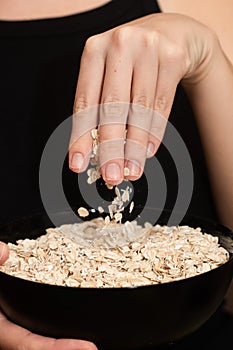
[[69, 13, 217, 184], [0, 243, 97, 350]]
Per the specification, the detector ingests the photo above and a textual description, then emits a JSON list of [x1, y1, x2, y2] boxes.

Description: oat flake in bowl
[[0, 217, 229, 288]]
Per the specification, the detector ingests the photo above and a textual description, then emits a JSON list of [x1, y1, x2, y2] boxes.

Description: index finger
[[69, 36, 105, 173]]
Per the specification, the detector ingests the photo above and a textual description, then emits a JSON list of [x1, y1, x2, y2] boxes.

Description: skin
[[69, 6, 233, 230], [0, 0, 111, 20], [0, 0, 233, 349]]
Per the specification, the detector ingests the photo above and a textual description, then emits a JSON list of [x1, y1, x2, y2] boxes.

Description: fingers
[[146, 110, 167, 158], [146, 42, 185, 159], [69, 107, 98, 173], [125, 105, 153, 180], [70, 29, 185, 183], [99, 45, 133, 185], [0, 242, 9, 265], [125, 44, 183, 175], [154, 44, 184, 119], [69, 36, 105, 173], [0, 309, 97, 350], [125, 48, 158, 180]]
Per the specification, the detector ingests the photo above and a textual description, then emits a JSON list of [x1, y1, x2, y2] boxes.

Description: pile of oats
[[0, 219, 229, 288]]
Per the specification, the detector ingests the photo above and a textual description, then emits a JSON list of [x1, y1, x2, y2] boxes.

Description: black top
[[0, 0, 217, 224]]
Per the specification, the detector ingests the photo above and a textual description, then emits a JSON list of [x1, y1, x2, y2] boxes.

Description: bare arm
[[159, 0, 233, 228], [184, 44, 233, 229], [158, 0, 233, 60]]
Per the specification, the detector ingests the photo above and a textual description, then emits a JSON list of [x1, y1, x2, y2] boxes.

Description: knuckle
[[84, 34, 102, 55], [102, 94, 121, 104], [175, 47, 187, 68], [101, 98, 123, 122], [69, 137, 80, 149], [112, 27, 158, 50], [164, 44, 186, 64], [154, 95, 168, 112], [132, 93, 151, 108], [150, 125, 165, 143], [73, 94, 89, 113], [112, 26, 133, 47], [100, 98, 128, 127], [140, 30, 159, 48], [162, 43, 189, 77]]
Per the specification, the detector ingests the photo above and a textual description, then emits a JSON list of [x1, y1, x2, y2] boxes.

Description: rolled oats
[[0, 219, 229, 288], [129, 201, 134, 214], [98, 206, 104, 214], [77, 207, 89, 218], [123, 167, 130, 177]]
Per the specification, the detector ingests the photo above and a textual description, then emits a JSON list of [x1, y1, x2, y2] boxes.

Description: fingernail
[[106, 163, 121, 181], [147, 142, 155, 157], [128, 160, 140, 177], [71, 153, 84, 170]]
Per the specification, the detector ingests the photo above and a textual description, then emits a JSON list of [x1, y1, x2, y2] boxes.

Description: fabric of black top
[[0, 0, 217, 225]]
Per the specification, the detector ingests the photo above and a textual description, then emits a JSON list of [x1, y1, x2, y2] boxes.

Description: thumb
[[0, 242, 9, 265], [0, 308, 98, 350]]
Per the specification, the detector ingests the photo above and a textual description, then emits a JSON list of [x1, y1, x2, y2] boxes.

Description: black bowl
[[0, 208, 233, 350]]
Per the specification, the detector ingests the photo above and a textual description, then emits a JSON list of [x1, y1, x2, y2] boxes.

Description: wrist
[[182, 27, 224, 87]]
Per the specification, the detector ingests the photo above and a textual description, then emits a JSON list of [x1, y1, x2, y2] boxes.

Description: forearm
[[183, 42, 233, 229]]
